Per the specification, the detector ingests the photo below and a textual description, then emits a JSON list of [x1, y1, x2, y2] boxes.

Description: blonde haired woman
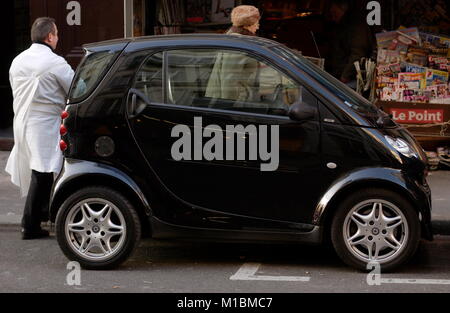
[[205, 5, 261, 101], [227, 5, 261, 36]]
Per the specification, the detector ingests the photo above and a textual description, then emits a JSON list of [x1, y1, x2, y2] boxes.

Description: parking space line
[[380, 278, 450, 285], [230, 263, 311, 282], [230, 263, 450, 285]]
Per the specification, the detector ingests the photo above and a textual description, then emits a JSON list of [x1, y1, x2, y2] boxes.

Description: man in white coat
[[6, 17, 74, 239]]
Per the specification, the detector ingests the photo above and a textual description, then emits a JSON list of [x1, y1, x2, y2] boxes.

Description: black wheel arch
[[50, 160, 153, 237], [316, 177, 432, 243]]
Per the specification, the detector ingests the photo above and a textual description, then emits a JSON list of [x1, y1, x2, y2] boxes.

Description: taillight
[[60, 125, 68, 136], [60, 140, 68, 151], [60, 111, 69, 151]]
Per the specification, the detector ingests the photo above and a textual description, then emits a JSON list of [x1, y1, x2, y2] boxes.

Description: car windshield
[[272, 45, 379, 116]]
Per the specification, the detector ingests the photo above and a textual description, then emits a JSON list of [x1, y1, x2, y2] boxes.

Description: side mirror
[[288, 101, 317, 122]]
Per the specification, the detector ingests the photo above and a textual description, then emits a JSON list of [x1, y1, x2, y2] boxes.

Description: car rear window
[[69, 50, 119, 102]]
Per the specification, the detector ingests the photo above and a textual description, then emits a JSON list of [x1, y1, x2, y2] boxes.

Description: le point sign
[[390, 108, 444, 124]]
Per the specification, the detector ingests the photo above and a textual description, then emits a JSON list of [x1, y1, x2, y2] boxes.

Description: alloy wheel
[[343, 199, 409, 264], [64, 198, 127, 261]]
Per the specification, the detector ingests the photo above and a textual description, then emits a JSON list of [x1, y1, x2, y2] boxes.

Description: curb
[[0, 215, 21, 227], [431, 220, 450, 236]]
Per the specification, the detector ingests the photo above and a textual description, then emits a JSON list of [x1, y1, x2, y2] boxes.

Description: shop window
[[166, 49, 304, 117], [133, 0, 146, 37]]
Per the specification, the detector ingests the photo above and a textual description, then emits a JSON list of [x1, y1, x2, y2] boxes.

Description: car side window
[[134, 52, 164, 103], [166, 49, 313, 117], [70, 50, 119, 101]]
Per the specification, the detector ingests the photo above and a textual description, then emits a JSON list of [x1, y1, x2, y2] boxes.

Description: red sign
[[389, 108, 444, 124]]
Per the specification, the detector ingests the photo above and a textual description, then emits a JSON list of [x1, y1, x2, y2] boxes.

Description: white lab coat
[[6, 43, 74, 197]]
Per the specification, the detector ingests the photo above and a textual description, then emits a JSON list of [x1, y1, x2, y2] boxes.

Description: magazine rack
[[376, 100, 450, 150]]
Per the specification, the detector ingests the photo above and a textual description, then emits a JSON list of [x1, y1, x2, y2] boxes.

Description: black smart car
[[51, 34, 433, 271]]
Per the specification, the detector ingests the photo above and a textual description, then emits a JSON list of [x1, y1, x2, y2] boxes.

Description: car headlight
[[385, 136, 418, 158]]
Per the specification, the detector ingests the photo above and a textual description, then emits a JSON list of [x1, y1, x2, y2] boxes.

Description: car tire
[[331, 188, 421, 272], [56, 186, 141, 270]]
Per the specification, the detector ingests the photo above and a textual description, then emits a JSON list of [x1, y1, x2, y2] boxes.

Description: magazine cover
[[377, 63, 401, 76], [381, 86, 401, 101], [389, 63, 402, 74], [441, 36, 450, 47], [376, 27, 421, 49], [377, 64, 393, 76], [400, 88, 431, 103], [426, 69, 449, 86], [428, 55, 449, 69], [426, 84, 449, 99], [428, 84, 450, 104], [398, 72, 426, 89], [401, 62, 427, 73], [420, 32, 450, 48], [410, 53, 428, 66], [377, 49, 401, 64], [377, 76, 398, 88]]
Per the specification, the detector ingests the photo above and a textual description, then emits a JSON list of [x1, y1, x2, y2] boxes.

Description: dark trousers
[[21, 170, 54, 232]]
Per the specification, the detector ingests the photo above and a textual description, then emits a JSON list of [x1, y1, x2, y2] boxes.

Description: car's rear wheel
[[56, 186, 141, 270], [331, 188, 421, 272]]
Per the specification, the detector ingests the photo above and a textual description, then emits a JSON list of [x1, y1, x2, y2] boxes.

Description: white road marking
[[230, 263, 450, 285], [230, 263, 311, 282], [380, 278, 450, 285]]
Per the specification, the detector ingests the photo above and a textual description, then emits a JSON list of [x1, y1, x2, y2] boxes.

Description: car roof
[[83, 34, 281, 50]]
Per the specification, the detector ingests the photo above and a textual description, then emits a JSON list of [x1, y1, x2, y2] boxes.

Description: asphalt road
[[2, 150, 450, 293], [1, 227, 450, 293]]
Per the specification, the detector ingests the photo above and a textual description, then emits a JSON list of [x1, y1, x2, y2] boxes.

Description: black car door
[[127, 48, 322, 224]]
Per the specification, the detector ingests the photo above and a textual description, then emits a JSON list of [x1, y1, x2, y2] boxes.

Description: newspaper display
[[376, 27, 450, 104]]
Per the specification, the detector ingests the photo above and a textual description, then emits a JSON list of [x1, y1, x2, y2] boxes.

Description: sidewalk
[[1, 151, 449, 232], [0, 151, 23, 225]]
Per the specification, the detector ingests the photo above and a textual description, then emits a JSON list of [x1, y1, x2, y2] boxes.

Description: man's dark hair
[[31, 17, 56, 43]]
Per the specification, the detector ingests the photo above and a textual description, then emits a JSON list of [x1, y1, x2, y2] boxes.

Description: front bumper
[[409, 174, 433, 241], [421, 186, 433, 241]]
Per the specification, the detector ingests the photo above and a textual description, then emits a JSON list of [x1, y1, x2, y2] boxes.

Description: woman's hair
[[231, 5, 260, 27]]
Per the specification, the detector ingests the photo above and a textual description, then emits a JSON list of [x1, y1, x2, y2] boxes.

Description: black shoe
[[21, 228, 50, 240]]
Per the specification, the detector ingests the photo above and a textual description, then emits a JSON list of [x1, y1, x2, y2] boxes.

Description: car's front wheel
[[331, 188, 421, 272], [56, 186, 141, 270]]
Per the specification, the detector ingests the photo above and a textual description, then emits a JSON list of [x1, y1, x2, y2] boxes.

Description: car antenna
[[310, 31, 322, 59]]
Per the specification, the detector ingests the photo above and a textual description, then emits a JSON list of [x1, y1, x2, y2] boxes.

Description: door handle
[[127, 93, 137, 118], [131, 93, 137, 116], [127, 89, 150, 119]]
